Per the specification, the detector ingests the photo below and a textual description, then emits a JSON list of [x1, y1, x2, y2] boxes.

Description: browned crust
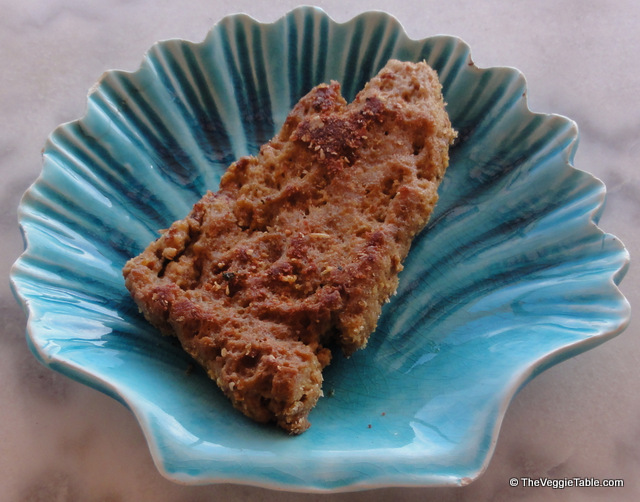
[[123, 59, 456, 433]]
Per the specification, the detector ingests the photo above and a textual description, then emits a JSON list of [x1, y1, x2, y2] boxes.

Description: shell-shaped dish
[[10, 7, 630, 492]]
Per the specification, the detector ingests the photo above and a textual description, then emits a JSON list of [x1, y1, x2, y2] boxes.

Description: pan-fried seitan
[[123, 59, 456, 433]]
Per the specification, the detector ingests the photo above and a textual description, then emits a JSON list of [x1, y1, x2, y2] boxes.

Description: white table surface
[[2, 1, 639, 500]]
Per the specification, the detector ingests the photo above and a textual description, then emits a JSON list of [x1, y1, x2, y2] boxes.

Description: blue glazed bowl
[[10, 6, 630, 492]]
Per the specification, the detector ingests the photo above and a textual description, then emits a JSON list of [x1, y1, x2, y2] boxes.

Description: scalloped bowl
[[10, 7, 630, 492]]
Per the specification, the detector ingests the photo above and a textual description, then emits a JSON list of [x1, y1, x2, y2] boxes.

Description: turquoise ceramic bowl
[[10, 7, 630, 492]]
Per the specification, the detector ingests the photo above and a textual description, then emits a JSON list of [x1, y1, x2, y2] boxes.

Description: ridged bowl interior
[[10, 6, 630, 492]]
